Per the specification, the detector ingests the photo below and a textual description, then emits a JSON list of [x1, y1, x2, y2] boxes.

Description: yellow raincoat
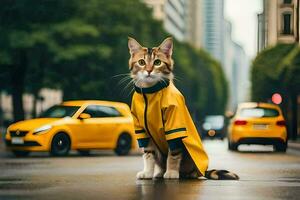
[[131, 80, 209, 176]]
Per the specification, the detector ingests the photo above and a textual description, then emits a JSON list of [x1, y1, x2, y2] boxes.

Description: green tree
[[251, 43, 300, 139], [0, 0, 79, 121], [0, 0, 228, 124]]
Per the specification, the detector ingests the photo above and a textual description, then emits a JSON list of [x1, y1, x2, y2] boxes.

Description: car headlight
[[33, 125, 52, 135]]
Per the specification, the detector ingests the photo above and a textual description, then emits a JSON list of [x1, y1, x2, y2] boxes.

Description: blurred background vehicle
[[5, 100, 136, 157], [227, 102, 287, 152], [201, 115, 226, 139]]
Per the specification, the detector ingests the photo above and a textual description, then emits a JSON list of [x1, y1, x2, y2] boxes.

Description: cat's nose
[[146, 70, 152, 75]]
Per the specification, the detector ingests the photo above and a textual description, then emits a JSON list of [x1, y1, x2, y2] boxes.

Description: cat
[[128, 36, 239, 180]]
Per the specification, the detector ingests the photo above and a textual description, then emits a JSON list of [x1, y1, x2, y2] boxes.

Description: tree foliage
[[251, 43, 300, 139], [251, 43, 300, 101], [0, 0, 228, 122], [173, 42, 227, 119]]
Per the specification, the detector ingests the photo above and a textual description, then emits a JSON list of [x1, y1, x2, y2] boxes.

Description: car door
[[73, 105, 103, 148], [90, 105, 123, 147]]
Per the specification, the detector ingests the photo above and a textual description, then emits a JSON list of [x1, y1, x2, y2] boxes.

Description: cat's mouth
[[143, 73, 154, 79], [142, 75, 158, 84], [144, 75, 155, 81], [134, 72, 161, 86], [146, 74, 153, 78]]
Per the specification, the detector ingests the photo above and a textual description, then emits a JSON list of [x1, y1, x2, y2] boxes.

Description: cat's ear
[[128, 37, 142, 55], [158, 37, 173, 57]]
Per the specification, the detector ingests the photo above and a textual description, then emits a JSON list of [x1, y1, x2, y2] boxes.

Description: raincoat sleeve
[[163, 103, 188, 150], [131, 96, 150, 148]]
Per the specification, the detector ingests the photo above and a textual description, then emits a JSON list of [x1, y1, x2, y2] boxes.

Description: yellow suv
[[5, 100, 136, 157], [227, 102, 287, 152]]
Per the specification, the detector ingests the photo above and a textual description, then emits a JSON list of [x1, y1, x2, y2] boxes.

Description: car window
[[205, 116, 224, 124], [40, 105, 80, 118], [239, 107, 279, 118], [203, 115, 224, 130], [83, 105, 121, 118]]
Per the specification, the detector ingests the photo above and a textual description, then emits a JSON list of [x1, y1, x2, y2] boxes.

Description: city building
[[185, 0, 204, 49], [202, 0, 225, 66], [257, 0, 300, 52], [144, 0, 250, 111], [257, 0, 300, 139], [223, 20, 250, 111], [143, 0, 203, 48], [257, 12, 266, 52], [233, 43, 250, 106], [144, 0, 225, 66], [144, 0, 187, 42]]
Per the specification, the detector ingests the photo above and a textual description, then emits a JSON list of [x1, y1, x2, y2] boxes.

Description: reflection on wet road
[[0, 140, 300, 200]]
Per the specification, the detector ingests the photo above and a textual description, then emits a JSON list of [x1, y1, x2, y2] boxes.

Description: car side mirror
[[78, 113, 91, 120]]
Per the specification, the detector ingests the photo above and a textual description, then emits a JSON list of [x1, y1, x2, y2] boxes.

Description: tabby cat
[[128, 37, 239, 180]]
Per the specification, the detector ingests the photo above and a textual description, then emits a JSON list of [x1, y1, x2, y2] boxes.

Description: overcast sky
[[225, 0, 263, 58]]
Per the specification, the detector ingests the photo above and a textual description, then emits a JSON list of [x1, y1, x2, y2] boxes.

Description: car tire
[[78, 150, 90, 156], [228, 140, 238, 151], [12, 150, 30, 157], [274, 141, 287, 152], [114, 133, 132, 156], [50, 133, 71, 156]]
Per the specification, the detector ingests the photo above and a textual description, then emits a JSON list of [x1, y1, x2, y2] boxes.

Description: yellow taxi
[[5, 100, 136, 157], [227, 102, 287, 152]]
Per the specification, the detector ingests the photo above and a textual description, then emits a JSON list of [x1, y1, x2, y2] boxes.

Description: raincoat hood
[[131, 80, 209, 176]]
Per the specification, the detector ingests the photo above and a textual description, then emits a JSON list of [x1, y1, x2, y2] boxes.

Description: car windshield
[[39, 105, 80, 118], [203, 115, 224, 130], [240, 107, 279, 118], [205, 116, 224, 124]]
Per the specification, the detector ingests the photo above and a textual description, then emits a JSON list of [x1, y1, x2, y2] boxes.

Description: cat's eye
[[138, 59, 146, 66], [154, 59, 161, 66]]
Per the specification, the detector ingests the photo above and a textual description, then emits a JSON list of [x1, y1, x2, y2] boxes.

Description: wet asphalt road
[[0, 140, 300, 200]]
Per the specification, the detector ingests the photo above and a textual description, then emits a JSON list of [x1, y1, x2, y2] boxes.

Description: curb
[[288, 141, 300, 151]]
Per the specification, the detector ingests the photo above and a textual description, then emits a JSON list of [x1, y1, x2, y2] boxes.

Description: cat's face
[[128, 37, 174, 88]]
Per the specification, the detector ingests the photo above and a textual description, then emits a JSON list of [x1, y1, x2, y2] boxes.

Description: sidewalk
[[288, 138, 300, 151]]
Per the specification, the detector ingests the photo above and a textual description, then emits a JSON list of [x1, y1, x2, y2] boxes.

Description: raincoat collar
[[134, 79, 170, 94]]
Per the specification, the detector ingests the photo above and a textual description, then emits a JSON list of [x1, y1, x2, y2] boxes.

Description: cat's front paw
[[136, 171, 153, 179], [163, 170, 179, 179], [153, 170, 164, 179], [153, 164, 164, 179]]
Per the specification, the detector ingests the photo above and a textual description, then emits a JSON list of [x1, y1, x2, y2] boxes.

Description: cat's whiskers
[[172, 77, 181, 83], [118, 76, 132, 85], [124, 79, 135, 90], [124, 83, 136, 97], [111, 74, 134, 90], [133, 78, 141, 88], [158, 77, 168, 86], [172, 75, 182, 83], [109, 74, 132, 98], [134, 78, 144, 94], [112, 73, 131, 78], [118, 79, 135, 97]]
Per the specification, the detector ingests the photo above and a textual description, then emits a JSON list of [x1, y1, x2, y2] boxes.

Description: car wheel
[[228, 140, 238, 151], [12, 150, 30, 157], [114, 133, 132, 156], [78, 150, 90, 156], [50, 133, 71, 156], [274, 141, 287, 152]]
